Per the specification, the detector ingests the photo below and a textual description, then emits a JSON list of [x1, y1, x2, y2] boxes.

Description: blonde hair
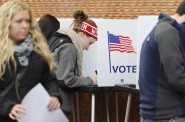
[[0, 0, 56, 79]]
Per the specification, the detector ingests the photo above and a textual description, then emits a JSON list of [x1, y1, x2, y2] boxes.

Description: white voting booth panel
[[97, 19, 137, 86], [136, 16, 158, 89]]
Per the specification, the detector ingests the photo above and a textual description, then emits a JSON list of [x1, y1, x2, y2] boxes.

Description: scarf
[[14, 35, 33, 66], [57, 28, 83, 76]]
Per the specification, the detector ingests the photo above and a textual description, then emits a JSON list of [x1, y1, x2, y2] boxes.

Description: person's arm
[[0, 77, 25, 119], [0, 84, 24, 119], [0, 96, 17, 116], [0, 71, 18, 116], [41, 61, 60, 97], [156, 25, 185, 94], [41, 61, 60, 110], [56, 43, 93, 88]]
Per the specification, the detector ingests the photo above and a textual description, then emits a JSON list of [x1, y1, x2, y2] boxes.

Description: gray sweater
[[54, 43, 93, 87]]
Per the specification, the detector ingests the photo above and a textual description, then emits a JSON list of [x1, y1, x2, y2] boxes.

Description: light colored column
[[125, 93, 132, 122], [91, 93, 95, 122]]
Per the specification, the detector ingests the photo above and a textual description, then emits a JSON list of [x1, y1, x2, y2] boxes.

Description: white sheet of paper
[[17, 83, 69, 122]]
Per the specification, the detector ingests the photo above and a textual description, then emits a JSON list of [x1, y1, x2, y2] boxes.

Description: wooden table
[[72, 85, 139, 122]]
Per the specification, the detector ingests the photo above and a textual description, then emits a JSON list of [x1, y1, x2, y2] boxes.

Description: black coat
[[0, 51, 60, 118]]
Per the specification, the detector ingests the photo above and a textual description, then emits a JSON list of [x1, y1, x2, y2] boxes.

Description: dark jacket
[[48, 32, 73, 115], [48, 32, 93, 115], [139, 13, 185, 120], [0, 51, 60, 118]]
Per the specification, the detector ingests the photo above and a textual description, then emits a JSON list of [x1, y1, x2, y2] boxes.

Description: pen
[[95, 70, 98, 75]]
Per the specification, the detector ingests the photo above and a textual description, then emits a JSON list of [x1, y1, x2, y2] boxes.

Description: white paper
[[18, 83, 69, 122]]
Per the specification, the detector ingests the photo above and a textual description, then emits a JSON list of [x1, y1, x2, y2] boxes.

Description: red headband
[[74, 21, 98, 40]]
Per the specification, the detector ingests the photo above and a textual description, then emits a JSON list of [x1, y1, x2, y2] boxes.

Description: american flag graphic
[[108, 32, 136, 53]]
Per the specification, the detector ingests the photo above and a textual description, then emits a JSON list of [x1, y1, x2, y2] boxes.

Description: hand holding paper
[[47, 96, 61, 111], [17, 83, 68, 122], [9, 104, 25, 120]]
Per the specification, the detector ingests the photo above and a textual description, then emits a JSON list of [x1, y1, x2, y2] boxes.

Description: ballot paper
[[17, 83, 69, 122]]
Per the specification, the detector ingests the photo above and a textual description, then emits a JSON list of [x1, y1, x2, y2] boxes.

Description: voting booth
[[97, 20, 137, 86], [55, 17, 158, 122], [59, 19, 138, 87], [54, 15, 160, 88]]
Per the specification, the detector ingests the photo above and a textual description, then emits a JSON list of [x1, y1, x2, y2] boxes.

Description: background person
[[139, 0, 185, 121], [38, 11, 98, 117]]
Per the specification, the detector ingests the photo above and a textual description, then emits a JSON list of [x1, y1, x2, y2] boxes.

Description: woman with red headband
[[38, 10, 98, 117]]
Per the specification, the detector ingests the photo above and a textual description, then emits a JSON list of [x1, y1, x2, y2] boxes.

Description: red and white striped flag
[[108, 33, 136, 54]]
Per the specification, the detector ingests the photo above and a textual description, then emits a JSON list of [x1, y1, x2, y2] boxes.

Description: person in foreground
[[38, 11, 98, 117], [139, 0, 185, 122], [0, 1, 61, 122]]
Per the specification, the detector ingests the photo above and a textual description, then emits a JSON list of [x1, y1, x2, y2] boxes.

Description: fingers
[[9, 97, 60, 120], [9, 104, 25, 120], [9, 113, 16, 120], [48, 97, 61, 111], [91, 76, 97, 85]]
